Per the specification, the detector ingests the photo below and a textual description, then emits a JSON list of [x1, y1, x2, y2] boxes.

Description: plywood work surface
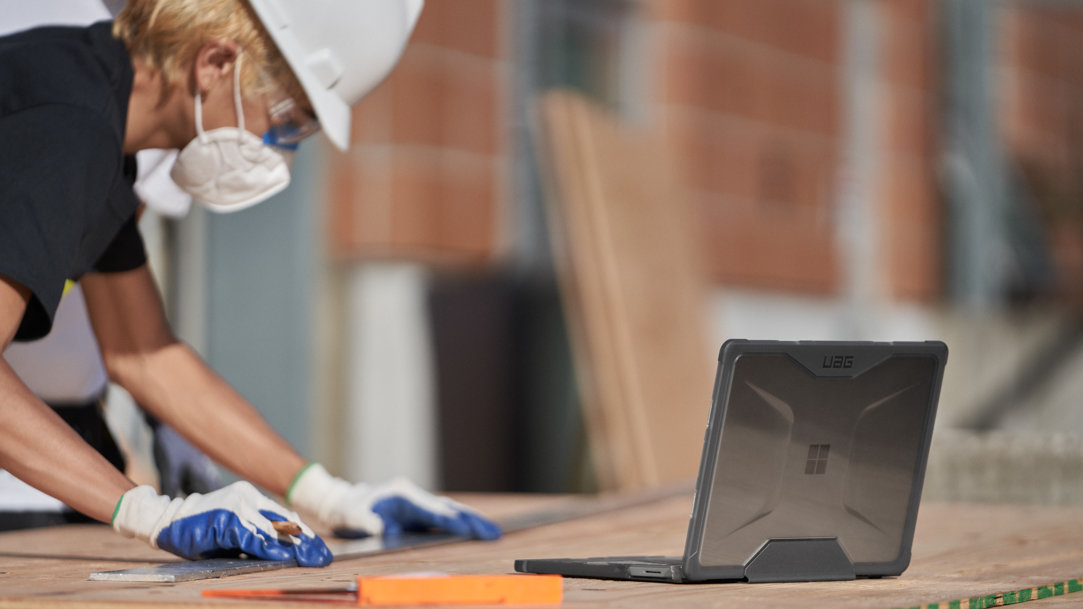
[[1, 494, 1082, 609]]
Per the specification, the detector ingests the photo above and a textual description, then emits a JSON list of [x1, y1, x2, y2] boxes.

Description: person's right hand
[[112, 481, 332, 567], [288, 463, 501, 541]]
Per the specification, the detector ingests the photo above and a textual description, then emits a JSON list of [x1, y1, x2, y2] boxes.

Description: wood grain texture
[[540, 90, 716, 491], [1, 496, 1082, 608]]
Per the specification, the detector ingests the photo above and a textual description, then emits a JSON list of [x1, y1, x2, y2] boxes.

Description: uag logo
[[805, 444, 830, 475], [822, 355, 854, 369]]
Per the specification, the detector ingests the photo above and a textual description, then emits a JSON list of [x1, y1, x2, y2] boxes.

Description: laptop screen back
[[692, 350, 938, 569]]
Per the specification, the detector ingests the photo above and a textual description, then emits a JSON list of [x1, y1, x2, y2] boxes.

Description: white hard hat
[[247, 0, 424, 151]]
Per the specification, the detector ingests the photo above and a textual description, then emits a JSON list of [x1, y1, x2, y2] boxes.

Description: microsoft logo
[[805, 444, 831, 475]]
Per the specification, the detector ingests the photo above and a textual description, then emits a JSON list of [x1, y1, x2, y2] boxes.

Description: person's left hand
[[113, 481, 333, 566], [287, 463, 502, 540]]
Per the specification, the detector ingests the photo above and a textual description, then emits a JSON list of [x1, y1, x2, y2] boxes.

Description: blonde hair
[[113, 0, 302, 100]]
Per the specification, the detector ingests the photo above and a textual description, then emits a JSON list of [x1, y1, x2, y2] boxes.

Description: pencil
[[271, 521, 303, 536]]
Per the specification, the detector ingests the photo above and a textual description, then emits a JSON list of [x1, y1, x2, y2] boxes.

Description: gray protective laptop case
[[515, 339, 948, 583]]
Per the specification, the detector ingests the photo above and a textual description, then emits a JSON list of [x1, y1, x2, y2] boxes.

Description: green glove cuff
[[286, 462, 320, 507], [111, 491, 127, 527]]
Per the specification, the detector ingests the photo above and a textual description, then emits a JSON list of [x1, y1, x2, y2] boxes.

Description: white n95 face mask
[[170, 57, 293, 213]]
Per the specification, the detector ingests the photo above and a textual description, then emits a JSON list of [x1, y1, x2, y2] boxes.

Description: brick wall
[[999, 5, 1083, 307], [650, 0, 943, 301], [879, 1, 940, 301], [325, 0, 509, 265], [651, 0, 843, 294], [323, 0, 948, 302]]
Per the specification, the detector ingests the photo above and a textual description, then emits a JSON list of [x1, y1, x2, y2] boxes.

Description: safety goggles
[[263, 95, 321, 149]]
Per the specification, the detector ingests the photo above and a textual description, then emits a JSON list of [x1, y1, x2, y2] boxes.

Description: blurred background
[[131, 0, 1083, 503]]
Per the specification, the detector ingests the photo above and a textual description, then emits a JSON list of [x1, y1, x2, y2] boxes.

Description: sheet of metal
[[88, 557, 294, 583], [88, 532, 458, 582]]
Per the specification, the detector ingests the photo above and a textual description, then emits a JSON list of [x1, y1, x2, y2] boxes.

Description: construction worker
[[0, 0, 219, 532], [0, 0, 500, 567]]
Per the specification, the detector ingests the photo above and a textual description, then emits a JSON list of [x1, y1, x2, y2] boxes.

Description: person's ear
[[192, 39, 239, 95]]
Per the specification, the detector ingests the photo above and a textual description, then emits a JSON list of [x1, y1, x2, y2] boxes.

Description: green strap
[[286, 462, 319, 507], [111, 492, 126, 526], [891, 578, 1083, 609]]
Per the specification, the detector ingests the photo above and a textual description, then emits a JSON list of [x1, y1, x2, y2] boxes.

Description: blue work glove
[[112, 481, 333, 567], [287, 463, 501, 541]]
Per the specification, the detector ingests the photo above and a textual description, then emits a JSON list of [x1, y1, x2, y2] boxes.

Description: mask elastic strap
[[193, 54, 245, 141], [233, 54, 246, 134], [194, 90, 207, 140]]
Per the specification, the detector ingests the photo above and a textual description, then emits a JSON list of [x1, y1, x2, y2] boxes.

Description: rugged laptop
[[515, 339, 948, 583]]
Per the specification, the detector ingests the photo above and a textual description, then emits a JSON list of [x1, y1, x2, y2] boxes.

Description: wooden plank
[[1, 498, 1083, 608], [539, 90, 716, 491]]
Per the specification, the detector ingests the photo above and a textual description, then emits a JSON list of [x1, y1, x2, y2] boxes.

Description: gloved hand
[[287, 463, 502, 541], [112, 481, 333, 567]]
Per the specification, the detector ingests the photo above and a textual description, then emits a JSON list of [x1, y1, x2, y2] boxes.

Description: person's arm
[[17, 268, 331, 566], [0, 274, 134, 523], [80, 265, 307, 497], [82, 263, 500, 542]]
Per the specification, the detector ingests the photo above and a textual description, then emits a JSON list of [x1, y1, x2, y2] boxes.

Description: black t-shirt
[[0, 22, 146, 341]]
